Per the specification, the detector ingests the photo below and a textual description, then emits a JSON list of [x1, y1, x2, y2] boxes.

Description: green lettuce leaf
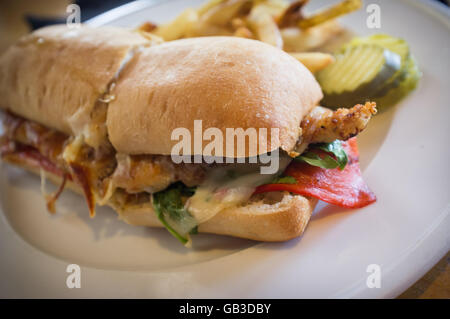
[[269, 175, 298, 184], [152, 183, 198, 244], [295, 140, 348, 170]]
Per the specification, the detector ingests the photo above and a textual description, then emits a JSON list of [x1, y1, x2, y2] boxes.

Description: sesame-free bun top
[[107, 37, 323, 157], [1, 27, 322, 157], [0, 25, 151, 136]]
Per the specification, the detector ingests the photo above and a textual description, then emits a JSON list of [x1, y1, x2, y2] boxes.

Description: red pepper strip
[[1, 141, 69, 179], [1, 141, 97, 215], [254, 138, 376, 209]]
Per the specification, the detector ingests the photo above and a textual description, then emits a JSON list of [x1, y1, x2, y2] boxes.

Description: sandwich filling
[[0, 102, 376, 243]]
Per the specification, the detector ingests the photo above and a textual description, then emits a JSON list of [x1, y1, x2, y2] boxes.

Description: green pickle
[[318, 44, 402, 108], [317, 34, 420, 110], [374, 55, 421, 111]]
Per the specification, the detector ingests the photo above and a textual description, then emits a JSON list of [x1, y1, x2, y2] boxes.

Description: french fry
[[233, 26, 254, 38], [289, 52, 334, 73], [137, 21, 158, 33], [197, 0, 227, 16], [150, 0, 361, 57], [231, 17, 246, 29], [250, 0, 289, 17], [281, 20, 344, 52], [247, 4, 283, 48], [230, 17, 253, 38], [187, 23, 234, 37], [201, 0, 252, 27], [277, 0, 308, 28], [298, 0, 362, 29], [153, 8, 199, 41]]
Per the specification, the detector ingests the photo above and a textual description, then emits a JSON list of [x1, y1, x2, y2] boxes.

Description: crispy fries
[[233, 26, 254, 38], [137, 21, 158, 33], [282, 20, 344, 52], [298, 0, 362, 29], [197, 0, 227, 16], [289, 52, 334, 73], [141, 0, 361, 54], [250, 0, 289, 17], [247, 4, 283, 48], [277, 0, 308, 28], [201, 0, 252, 27], [153, 8, 199, 40]]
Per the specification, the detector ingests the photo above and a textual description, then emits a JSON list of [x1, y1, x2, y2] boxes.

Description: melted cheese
[[186, 155, 292, 223]]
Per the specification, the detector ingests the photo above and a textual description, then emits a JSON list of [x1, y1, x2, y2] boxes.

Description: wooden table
[[399, 252, 449, 299]]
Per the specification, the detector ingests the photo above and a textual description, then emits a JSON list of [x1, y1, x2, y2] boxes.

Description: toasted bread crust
[[199, 194, 317, 241], [0, 25, 151, 136], [1, 27, 322, 157], [107, 37, 322, 156]]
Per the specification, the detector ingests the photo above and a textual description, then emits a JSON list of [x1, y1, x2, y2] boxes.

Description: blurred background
[[0, 0, 448, 54], [0, 0, 448, 299], [0, 0, 132, 53]]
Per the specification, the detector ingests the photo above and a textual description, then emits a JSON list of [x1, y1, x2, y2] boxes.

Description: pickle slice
[[317, 44, 402, 108], [342, 34, 411, 98], [374, 55, 421, 111], [344, 34, 410, 65]]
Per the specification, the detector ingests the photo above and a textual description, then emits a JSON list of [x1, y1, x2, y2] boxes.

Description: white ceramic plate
[[0, 0, 449, 298]]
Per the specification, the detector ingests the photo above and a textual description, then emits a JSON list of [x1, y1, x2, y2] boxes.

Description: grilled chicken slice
[[110, 153, 210, 194]]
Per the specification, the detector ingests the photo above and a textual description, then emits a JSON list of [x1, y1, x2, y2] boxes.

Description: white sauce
[[187, 155, 292, 223]]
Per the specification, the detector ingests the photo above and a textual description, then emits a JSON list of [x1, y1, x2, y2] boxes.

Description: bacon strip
[[2, 112, 101, 216], [1, 140, 68, 178]]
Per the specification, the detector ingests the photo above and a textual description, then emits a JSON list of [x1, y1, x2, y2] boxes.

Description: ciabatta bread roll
[[0, 25, 328, 243]]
